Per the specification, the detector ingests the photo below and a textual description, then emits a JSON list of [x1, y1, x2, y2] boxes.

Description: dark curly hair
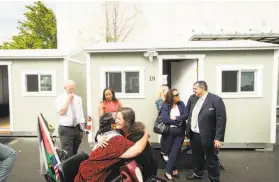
[[94, 112, 115, 142]]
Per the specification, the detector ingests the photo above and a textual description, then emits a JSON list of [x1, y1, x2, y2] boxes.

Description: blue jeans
[[0, 143, 17, 182]]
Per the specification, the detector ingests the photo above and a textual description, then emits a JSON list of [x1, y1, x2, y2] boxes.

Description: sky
[[0, 1, 57, 43]]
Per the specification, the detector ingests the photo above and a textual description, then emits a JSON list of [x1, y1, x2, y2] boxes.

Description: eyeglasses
[[174, 93, 179, 97]]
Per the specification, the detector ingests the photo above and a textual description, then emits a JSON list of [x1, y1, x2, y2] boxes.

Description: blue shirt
[[155, 98, 164, 112]]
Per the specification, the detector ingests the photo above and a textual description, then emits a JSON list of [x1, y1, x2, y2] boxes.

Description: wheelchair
[[57, 152, 167, 182]]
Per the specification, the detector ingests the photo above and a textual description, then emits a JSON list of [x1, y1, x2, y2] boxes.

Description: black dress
[[127, 132, 158, 181]]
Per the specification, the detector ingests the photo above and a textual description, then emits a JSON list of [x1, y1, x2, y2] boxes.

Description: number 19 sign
[[149, 76, 155, 81]]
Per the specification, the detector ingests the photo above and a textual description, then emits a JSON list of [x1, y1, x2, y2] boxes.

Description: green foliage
[[0, 1, 57, 49]]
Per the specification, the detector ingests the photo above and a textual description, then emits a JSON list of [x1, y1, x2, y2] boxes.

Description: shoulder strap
[[158, 107, 163, 116]]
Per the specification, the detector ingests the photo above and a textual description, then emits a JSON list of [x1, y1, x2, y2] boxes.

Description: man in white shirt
[[56, 80, 85, 158]]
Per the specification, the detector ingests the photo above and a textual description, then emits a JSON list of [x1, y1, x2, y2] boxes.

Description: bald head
[[65, 80, 75, 87], [64, 80, 75, 94]]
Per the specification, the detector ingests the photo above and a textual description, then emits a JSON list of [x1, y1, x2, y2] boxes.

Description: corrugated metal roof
[[190, 33, 279, 44]]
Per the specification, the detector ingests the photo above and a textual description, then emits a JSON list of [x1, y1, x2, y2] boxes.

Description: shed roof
[[0, 49, 66, 60], [83, 40, 279, 53]]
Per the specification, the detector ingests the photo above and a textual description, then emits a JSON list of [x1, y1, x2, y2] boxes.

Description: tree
[[0, 1, 57, 49], [104, 2, 139, 42]]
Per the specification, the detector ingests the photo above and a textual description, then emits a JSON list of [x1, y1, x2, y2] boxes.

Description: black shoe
[[186, 173, 204, 180], [172, 173, 180, 179], [186, 149, 192, 155], [164, 173, 175, 182]]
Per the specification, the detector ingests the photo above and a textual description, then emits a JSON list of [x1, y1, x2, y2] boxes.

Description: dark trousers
[[190, 132, 220, 182], [58, 125, 83, 158], [141, 156, 158, 181], [160, 133, 170, 155], [164, 127, 185, 174]]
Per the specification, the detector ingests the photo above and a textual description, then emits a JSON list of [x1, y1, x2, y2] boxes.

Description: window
[[222, 71, 255, 92], [240, 72, 255, 92], [217, 65, 263, 98], [101, 67, 145, 98], [26, 75, 39, 92], [105, 72, 122, 92], [22, 71, 56, 96]]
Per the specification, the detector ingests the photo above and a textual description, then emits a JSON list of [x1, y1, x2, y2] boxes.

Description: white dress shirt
[[55, 93, 85, 127], [191, 92, 208, 133]]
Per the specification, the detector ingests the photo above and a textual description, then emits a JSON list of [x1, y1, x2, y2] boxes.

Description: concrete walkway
[[5, 136, 279, 182]]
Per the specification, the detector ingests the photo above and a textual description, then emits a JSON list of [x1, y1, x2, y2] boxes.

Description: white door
[[171, 59, 197, 103], [157, 59, 198, 143]]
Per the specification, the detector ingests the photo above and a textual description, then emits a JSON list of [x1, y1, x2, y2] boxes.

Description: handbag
[[153, 108, 169, 134]]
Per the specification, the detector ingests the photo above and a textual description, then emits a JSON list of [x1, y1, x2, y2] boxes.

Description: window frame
[[21, 70, 57, 97], [100, 66, 145, 99], [216, 65, 263, 98]]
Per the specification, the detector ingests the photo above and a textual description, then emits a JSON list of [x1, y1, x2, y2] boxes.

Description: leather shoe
[[186, 173, 204, 180]]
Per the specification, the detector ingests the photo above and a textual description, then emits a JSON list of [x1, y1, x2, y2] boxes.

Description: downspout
[[85, 53, 93, 144], [271, 49, 279, 145]]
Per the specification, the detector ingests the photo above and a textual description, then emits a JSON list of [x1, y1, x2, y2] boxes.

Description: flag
[[37, 113, 61, 182]]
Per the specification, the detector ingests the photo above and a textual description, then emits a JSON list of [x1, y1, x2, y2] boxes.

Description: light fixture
[[143, 50, 158, 62]]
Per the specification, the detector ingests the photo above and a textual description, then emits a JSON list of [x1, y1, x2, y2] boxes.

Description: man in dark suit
[[186, 81, 226, 182]]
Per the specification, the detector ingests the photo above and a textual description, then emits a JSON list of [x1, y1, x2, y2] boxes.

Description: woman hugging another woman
[[96, 107, 158, 181], [75, 112, 150, 182]]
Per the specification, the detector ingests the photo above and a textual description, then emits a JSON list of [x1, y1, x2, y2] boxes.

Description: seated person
[[97, 107, 158, 181], [74, 113, 149, 182]]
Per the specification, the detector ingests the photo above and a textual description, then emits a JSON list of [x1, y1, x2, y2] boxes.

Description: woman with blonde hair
[[155, 84, 169, 162], [155, 84, 169, 111]]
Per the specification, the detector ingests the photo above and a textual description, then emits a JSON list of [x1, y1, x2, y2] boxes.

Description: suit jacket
[[185, 94, 199, 117], [186, 93, 227, 146], [161, 101, 188, 129]]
